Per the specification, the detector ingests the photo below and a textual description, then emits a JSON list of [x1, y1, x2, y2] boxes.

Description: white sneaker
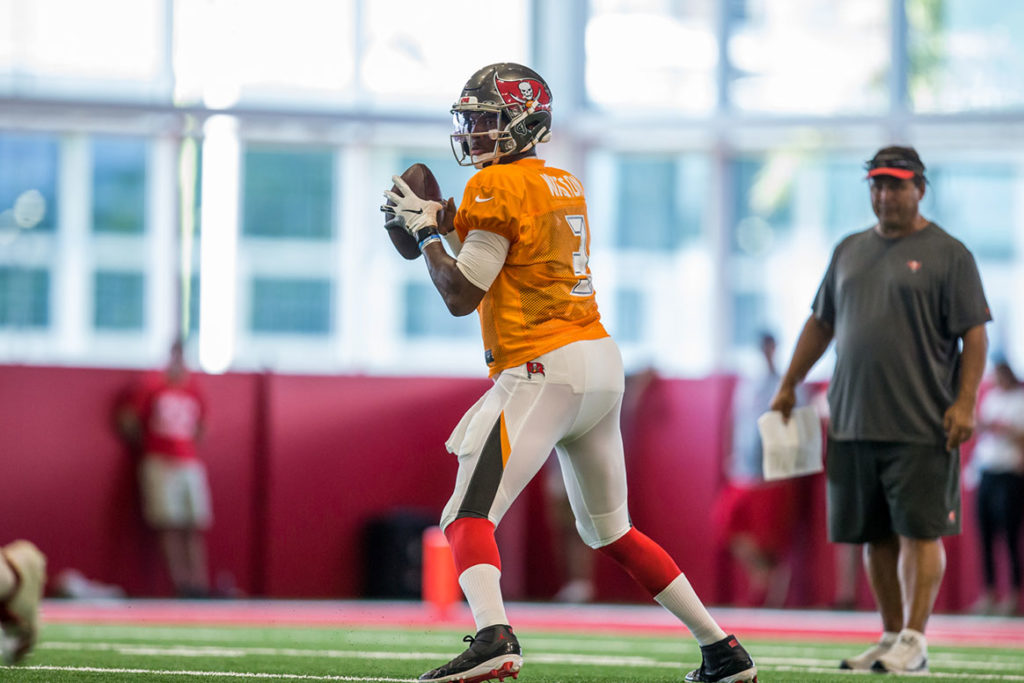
[[872, 629, 929, 674], [839, 631, 897, 670], [0, 540, 47, 664]]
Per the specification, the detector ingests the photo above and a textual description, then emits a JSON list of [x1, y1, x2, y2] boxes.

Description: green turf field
[[4, 622, 1024, 682]]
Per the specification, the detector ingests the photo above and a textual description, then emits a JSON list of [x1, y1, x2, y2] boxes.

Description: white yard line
[[0, 665, 419, 682], [40, 641, 666, 667], [771, 666, 1024, 682], [33, 640, 1024, 679]]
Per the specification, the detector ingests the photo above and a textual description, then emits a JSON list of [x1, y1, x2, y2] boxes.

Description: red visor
[[867, 167, 916, 179]]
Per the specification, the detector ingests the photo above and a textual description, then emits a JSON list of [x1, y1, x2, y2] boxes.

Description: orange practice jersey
[[454, 158, 608, 376]]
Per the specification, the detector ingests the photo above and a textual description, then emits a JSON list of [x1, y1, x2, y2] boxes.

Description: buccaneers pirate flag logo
[[494, 76, 551, 112]]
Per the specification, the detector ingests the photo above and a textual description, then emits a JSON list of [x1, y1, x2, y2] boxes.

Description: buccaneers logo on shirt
[[494, 76, 551, 112]]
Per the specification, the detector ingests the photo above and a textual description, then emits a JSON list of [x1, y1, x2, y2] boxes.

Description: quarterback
[[382, 62, 757, 683]]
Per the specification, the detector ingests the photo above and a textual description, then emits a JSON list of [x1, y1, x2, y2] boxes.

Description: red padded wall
[[0, 363, 995, 611], [259, 374, 487, 597], [0, 365, 260, 597]]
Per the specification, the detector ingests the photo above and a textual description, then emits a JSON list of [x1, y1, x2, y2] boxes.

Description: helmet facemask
[[450, 105, 515, 168]]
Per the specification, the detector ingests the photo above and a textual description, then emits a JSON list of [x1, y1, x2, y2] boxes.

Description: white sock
[[655, 574, 728, 646], [458, 564, 508, 632], [900, 628, 926, 649], [880, 631, 899, 645]]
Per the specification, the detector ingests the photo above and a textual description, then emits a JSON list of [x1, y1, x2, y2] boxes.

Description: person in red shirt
[[118, 338, 211, 598]]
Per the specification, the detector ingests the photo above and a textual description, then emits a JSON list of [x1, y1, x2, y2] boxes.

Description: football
[[384, 162, 443, 260]]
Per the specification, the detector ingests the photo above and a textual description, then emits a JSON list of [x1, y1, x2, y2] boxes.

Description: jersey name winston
[[540, 173, 584, 199]]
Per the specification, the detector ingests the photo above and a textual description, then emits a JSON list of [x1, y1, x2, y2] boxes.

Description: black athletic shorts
[[826, 439, 961, 543]]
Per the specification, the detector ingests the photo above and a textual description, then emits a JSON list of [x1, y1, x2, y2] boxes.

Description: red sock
[[598, 527, 681, 596], [444, 517, 501, 574]]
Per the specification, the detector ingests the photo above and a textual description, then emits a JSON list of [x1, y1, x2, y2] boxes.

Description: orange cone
[[422, 526, 460, 617]]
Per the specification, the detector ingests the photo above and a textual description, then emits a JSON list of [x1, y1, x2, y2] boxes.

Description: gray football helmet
[[450, 63, 553, 168]]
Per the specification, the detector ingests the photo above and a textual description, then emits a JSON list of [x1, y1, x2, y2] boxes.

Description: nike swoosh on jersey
[[475, 195, 494, 203]]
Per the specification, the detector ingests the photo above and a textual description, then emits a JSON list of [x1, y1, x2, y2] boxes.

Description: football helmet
[[450, 63, 552, 168]]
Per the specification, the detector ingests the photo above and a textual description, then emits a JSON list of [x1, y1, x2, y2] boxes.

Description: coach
[[770, 146, 991, 675]]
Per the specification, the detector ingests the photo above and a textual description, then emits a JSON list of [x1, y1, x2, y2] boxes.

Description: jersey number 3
[[565, 214, 594, 296]]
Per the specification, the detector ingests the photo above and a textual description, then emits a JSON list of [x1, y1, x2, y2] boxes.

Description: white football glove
[[381, 175, 443, 237]]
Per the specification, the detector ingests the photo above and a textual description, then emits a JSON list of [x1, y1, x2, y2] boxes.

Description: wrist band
[[418, 232, 442, 251]]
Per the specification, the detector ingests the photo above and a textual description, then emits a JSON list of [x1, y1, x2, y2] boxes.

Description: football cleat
[[419, 624, 522, 683], [0, 540, 47, 664], [839, 632, 896, 670], [685, 634, 758, 682], [871, 629, 928, 675]]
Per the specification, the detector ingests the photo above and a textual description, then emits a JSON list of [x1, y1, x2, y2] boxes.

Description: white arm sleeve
[[443, 230, 463, 256], [456, 230, 510, 292]]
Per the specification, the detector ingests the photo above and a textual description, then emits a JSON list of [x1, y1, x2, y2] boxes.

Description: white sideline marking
[[771, 667, 1024, 681], [53, 626, 688, 653], [759, 656, 1024, 673], [41, 641, 666, 668], [35, 640, 1024, 679], [0, 666, 418, 682]]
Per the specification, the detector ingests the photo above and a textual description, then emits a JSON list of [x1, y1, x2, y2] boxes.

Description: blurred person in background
[[965, 357, 1024, 616], [544, 457, 595, 603], [382, 62, 757, 683], [715, 331, 798, 607], [0, 540, 46, 664], [771, 146, 990, 674], [117, 338, 212, 598]]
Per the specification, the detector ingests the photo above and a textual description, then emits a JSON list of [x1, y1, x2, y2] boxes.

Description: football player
[[382, 62, 757, 683], [0, 539, 46, 664]]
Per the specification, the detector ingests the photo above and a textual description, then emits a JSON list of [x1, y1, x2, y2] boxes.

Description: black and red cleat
[[684, 634, 758, 682], [418, 624, 522, 683]]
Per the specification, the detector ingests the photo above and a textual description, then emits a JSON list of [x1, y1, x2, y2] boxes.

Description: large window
[[173, 0, 356, 109], [0, 267, 49, 328], [361, 0, 528, 109], [613, 288, 645, 345], [3, 1, 1024, 374], [733, 152, 877, 253], [726, 151, 879, 368], [587, 0, 717, 113], [243, 146, 334, 239], [93, 270, 145, 330], [0, 133, 58, 233], [731, 291, 768, 347], [824, 159, 881, 240], [908, 0, 1024, 111], [615, 155, 708, 250], [731, 157, 795, 255], [728, 1, 889, 114], [250, 277, 332, 335], [92, 137, 147, 234], [922, 161, 1019, 261], [403, 282, 477, 340], [0, 0, 166, 98]]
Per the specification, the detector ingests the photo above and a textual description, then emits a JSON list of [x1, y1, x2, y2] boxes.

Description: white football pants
[[440, 337, 631, 549]]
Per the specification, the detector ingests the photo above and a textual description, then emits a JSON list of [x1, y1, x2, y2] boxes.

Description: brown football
[[385, 162, 443, 260]]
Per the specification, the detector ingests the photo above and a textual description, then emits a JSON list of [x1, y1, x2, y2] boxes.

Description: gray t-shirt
[[813, 223, 991, 444]]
